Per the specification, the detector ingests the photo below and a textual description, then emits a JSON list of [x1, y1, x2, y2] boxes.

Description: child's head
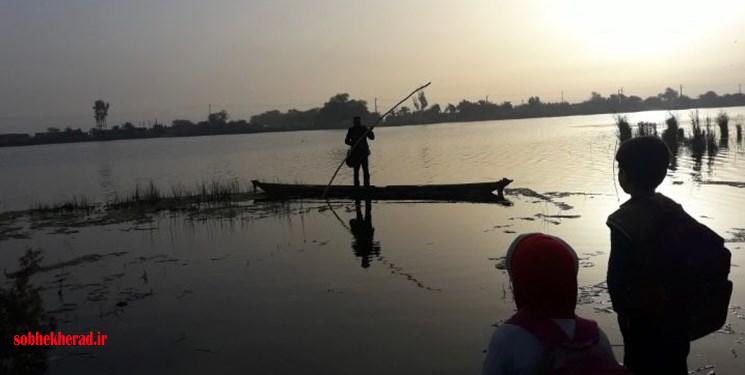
[[353, 116, 362, 126], [615, 136, 670, 195], [506, 233, 578, 318]]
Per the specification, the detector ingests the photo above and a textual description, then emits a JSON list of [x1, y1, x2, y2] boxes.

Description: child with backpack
[[482, 233, 629, 375], [607, 136, 732, 375]]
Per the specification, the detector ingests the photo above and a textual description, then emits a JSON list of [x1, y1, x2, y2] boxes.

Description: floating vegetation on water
[[688, 364, 716, 374], [725, 228, 745, 243], [577, 256, 595, 268], [483, 224, 513, 233], [534, 213, 581, 219], [490, 256, 507, 270], [505, 188, 575, 210], [700, 181, 745, 189], [731, 305, 745, 321], [543, 191, 606, 198], [717, 323, 736, 335], [4, 251, 128, 278], [577, 281, 610, 307]]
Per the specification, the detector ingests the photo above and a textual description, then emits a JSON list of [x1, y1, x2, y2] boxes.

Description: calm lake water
[[1, 107, 744, 374]]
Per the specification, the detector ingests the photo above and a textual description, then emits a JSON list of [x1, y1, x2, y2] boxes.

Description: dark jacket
[[607, 192, 691, 375], [606, 193, 684, 314], [345, 125, 375, 156]]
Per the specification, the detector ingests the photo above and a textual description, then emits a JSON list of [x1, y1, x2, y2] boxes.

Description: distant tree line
[[383, 87, 745, 125], [1, 88, 744, 147]]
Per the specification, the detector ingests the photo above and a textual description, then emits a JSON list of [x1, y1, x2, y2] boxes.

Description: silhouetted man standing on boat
[[345, 116, 375, 187]]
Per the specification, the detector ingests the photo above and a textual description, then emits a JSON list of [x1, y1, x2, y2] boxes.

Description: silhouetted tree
[[318, 93, 370, 128], [93, 100, 110, 129], [698, 91, 719, 106], [417, 91, 428, 111], [208, 110, 229, 125], [659, 87, 679, 102]]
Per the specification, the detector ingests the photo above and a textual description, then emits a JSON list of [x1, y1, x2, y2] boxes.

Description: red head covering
[[506, 233, 579, 319]]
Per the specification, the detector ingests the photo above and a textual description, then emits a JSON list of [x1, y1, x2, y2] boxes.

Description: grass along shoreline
[[24, 179, 260, 215]]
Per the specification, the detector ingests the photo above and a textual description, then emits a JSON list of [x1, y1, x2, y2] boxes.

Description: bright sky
[[1, 0, 744, 132]]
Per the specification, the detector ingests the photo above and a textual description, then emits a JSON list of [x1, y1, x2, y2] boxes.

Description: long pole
[[322, 82, 431, 198]]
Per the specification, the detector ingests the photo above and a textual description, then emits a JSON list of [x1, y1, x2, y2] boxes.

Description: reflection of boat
[[251, 178, 513, 203]]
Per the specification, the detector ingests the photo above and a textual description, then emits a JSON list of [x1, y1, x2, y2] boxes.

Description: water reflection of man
[[349, 199, 380, 268], [345, 116, 375, 188]]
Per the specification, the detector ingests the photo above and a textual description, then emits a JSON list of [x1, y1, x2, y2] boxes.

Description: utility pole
[[739, 84, 742, 95], [561, 90, 564, 103], [374, 98, 378, 113], [680, 84, 683, 97], [208, 104, 212, 117]]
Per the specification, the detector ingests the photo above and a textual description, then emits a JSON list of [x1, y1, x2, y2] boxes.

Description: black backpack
[[637, 209, 732, 340]]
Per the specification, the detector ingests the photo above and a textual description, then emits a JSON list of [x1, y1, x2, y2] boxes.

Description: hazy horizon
[[2, 0, 744, 133]]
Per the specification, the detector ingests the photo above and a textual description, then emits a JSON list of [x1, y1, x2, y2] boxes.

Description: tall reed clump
[[130, 181, 162, 203], [662, 114, 681, 153], [195, 179, 241, 203], [705, 116, 718, 156], [717, 111, 729, 145], [636, 121, 657, 137], [688, 110, 706, 158], [108, 179, 244, 208], [615, 115, 632, 142]]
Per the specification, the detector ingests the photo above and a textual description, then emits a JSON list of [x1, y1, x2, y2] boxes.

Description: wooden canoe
[[251, 178, 513, 203]]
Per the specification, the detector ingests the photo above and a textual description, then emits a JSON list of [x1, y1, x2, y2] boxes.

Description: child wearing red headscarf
[[482, 233, 626, 375]]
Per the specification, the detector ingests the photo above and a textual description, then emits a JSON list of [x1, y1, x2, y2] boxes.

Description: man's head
[[353, 116, 362, 127], [616, 136, 670, 195], [506, 233, 578, 318]]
